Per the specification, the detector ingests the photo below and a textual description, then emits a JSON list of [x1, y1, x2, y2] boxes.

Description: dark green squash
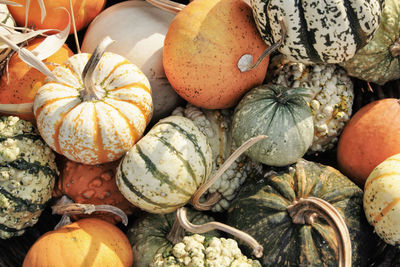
[[226, 158, 375, 266]]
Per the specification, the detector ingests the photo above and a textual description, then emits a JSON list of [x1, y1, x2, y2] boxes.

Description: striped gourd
[[116, 116, 213, 214], [34, 41, 153, 165], [0, 116, 58, 239], [364, 153, 400, 246], [251, 0, 382, 63], [0, 4, 15, 63]]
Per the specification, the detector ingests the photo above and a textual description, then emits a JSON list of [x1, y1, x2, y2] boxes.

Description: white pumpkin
[[81, 0, 183, 122]]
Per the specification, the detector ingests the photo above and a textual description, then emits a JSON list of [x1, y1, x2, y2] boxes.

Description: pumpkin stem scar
[[176, 207, 264, 258], [238, 16, 287, 72], [145, 0, 185, 14], [81, 36, 115, 101], [287, 197, 352, 267], [390, 38, 400, 58], [191, 135, 267, 211]]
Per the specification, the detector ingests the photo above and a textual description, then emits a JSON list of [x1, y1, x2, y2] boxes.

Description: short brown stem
[[166, 213, 186, 245], [191, 135, 267, 211], [390, 38, 400, 57], [287, 197, 352, 267], [176, 207, 263, 258]]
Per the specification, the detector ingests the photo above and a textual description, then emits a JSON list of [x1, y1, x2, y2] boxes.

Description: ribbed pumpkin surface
[[251, 0, 382, 63], [116, 116, 212, 214], [34, 52, 152, 165], [227, 158, 375, 266]]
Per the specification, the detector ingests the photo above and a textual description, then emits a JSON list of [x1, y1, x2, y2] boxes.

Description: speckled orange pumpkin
[[53, 158, 137, 224], [163, 0, 269, 109], [0, 37, 73, 121]]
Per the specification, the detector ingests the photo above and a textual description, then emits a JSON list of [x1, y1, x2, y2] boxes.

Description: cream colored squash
[[81, 0, 182, 122]]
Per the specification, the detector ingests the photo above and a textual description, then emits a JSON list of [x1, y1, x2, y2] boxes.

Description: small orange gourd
[[8, 0, 106, 34], [22, 218, 133, 267], [0, 37, 73, 121], [53, 158, 137, 224], [163, 0, 269, 109], [337, 98, 400, 186]]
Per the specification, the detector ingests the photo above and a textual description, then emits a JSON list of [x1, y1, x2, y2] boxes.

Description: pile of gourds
[[1, 0, 400, 266]]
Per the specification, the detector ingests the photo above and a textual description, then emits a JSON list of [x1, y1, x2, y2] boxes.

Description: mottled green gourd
[[0, 116, 58, 239], [232, 84, 314, 167], [127, 208, 219, 267], [227, 159, 375, 266], [341, 0, 400, 85]]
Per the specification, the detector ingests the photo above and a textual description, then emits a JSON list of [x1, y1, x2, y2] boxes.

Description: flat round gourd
[[232, 84, 314, 167], [34, 38, 153, 165], [340, 0, 400, 85], [227, 158, 376, 266], [251, 0, 382, 64], [0, 116, 58, 239], [116, 116, 213, 214]]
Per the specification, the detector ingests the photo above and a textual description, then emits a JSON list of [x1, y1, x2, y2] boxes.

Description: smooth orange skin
[[53, 158, 138, 224], [337, 98, 400, 187], [23, 218, 133, 267], [163, 0, 269, 109], [8, 0, 106, 34], [0, 37, 73, 120]]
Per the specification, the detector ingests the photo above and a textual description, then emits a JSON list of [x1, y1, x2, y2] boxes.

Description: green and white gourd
[[270, 55, 354, 153], [116, 116, 213, 214], [0, 116, 58, 239], [152, 234, 262, 267], [172, 104, 262, 212], [251, 0, 382, 63], [0, 4, 15, 66]]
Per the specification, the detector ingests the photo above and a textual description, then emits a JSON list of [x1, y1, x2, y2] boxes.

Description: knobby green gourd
[[232, 84, 314, 167], [227, 158, 376, 266], [116, 116, 213, 214], [341, 0, 400, 85], [251, 0, 382, 64], [0, 116, 58, 239]]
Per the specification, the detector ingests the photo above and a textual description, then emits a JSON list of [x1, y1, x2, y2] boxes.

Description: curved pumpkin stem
[[191, 135, 267, 211], [81, 36, 114, 101], [145, 0, 185, 14], [390, 38, 400, 58], [238, 17, 287, 72], [176, 207, 263, 258], [52, 195, 128, 229], [287, 197, 352, 267]]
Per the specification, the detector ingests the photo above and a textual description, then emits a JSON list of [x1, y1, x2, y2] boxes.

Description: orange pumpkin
[[7, 0, 106, 34], [163, 0, 269, 109], [53, 158, 137, 224], [0, 37, 73, 121], [22, 218, 133, 267], [337, 98, 400, 186]]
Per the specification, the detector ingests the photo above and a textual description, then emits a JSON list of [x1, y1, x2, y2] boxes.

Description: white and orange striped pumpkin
[[34, 38, 153, 165], [364, 153, 400, 245]]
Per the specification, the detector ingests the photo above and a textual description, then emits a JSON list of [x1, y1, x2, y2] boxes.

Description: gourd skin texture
[[34, 52, 153, 165], [341, 0, 400, 85], [232, 84, 314, 167], [364, 153, 400, 246], [251, 0, 382, 63], [8, 0, 106, 34], [0, 116, 58, 239], [22, 218, 133, 267], [127, 208, 219, 267], [163, 0, 269, 109], [227, 159, 375, 266], [81, 0, 183, 122], [337, 99, 400, 187], [116, 116, 212, 214]]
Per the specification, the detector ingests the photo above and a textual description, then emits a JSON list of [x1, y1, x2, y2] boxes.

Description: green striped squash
[[0, 4, 15, 64], [364, 153, 400, 246], [116, 116, 213, 214], [251, 0, 382, 63], [227, 158, 376, 266], [0, 116, 58, 239]]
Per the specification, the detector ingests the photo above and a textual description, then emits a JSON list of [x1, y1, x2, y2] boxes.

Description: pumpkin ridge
[[63, 63, 84, 86], [118, 162, 181, 209], [157, 121, 209, 182], [342, 0, 367, 50], [311, 223, 338, 257], [286, 105, 311, 162], [151, 132, 199, 188], [92, 104, 108, 164], [136, 144, 192, 196], [44, 81, 76, 89], [107, 82, 152, 95], [373, 197, 400, 225], [99, 59, 131, 87], [106, 97, 149, 125], [0, 186, 46, 212], [34, 96, 78, 119], [364, 171, 400, 191]]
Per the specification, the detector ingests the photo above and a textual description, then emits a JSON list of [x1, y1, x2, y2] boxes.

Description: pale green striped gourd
[[251, 0, 382, 63], [116, 116, 213, 214]]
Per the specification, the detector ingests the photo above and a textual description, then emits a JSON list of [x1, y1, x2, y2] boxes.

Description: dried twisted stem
[[145, 0, 185, 14]]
